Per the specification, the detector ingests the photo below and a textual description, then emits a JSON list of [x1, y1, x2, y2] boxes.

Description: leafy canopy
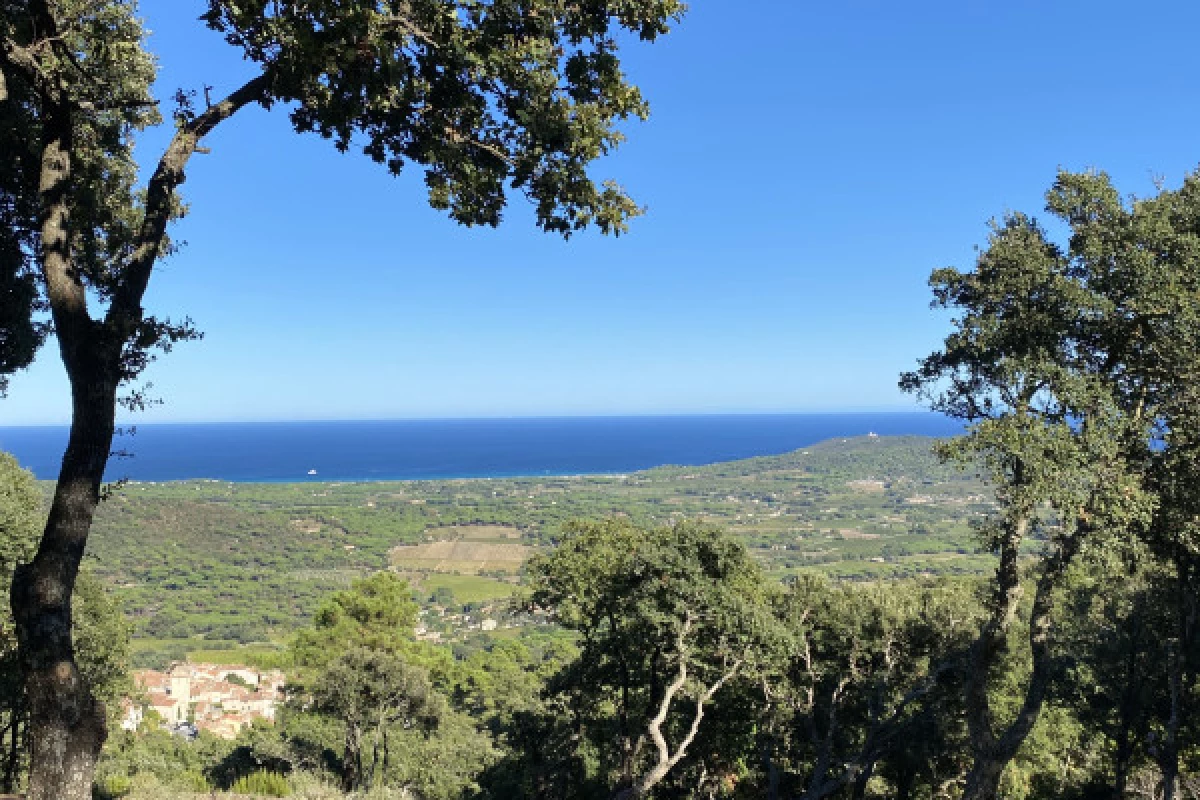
[[201, 0, 682, 234], [0, 0, 164, 389], [290, 570, 419, 670], [0, 0, 684, 391]]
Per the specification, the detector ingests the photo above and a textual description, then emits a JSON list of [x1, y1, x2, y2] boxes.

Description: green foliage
[[308, 646, 445, 791], [291, 571, 418, 671], [0, 453, 133, 789], [764, 574, 981, 796], [429, 585, 456, 607], [311, 646, 444, 738], [231, 769, 292, 796], [0, 453, 40, 574], [92, 772, 132, 799], [2, 0, 683, 400], [95, 728, 230, 793], [200, 0, 684, 236], [74, 570, 134, 713], [516, 518, 779, 796], [224, 672, 252, 688], [0, 0, 196, 382], [902, 167, 1200, 798], [78, 436, 991, 654]]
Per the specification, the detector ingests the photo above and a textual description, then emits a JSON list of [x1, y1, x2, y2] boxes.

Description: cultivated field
[[389, 524, 534, 574]]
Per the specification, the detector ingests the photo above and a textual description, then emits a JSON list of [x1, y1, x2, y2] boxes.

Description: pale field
[[423, 524, 524, 540], [389, 525, 534, 574]]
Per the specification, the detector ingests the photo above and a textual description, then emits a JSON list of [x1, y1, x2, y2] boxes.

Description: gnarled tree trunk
[[11, 351, 119, 800], [4, 6, 268, 788], [341, 722, 364, 792], [9, 35, 121, 796]]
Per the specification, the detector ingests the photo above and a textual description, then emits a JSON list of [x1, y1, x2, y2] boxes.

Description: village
[[125, 663, 287, 740]]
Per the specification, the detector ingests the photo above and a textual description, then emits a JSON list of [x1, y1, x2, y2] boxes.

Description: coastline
[[0, 413, 962, 483]]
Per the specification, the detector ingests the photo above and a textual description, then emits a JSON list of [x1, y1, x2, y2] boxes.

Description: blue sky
[[6, 1, 1200, 424]]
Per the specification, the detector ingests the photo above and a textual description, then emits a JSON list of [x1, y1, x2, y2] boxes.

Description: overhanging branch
[[107, 72, 271, 331]]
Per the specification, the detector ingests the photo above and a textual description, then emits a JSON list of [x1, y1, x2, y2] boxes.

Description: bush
[[93, 773, 132, 799], [176, 769, 210, 791], [231, 769, 293, 797]]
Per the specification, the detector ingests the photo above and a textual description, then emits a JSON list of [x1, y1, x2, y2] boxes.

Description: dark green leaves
[[201, 0, 680, 234]]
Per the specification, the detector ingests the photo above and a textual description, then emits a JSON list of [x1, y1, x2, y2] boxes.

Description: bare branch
[[107, 72, 271, 332], [379, 13, 439, 48], [614, 614, 742, 800], [443, 125, 514, 166]]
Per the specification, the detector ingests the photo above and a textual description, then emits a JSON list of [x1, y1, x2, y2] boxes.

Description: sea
[[0, 413, 963, 483]]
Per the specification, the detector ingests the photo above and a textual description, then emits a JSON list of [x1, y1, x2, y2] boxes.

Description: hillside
[[79, 435, 995, 660]]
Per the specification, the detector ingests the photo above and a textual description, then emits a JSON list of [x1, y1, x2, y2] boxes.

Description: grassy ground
[[406, 572, 517, 604], [112, 770, 418, 799]]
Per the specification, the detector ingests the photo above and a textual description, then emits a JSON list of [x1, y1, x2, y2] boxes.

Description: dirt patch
[[289, 518, 322, 533], [838, 528, 880, 540], [390, 540, 533, 574], [846, 480, 886, 492], [423, 524, 523, 540]]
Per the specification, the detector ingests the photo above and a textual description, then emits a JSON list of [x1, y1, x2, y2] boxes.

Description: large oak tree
[[901, 169, 1200, 799], [0, 1, 682, 797]]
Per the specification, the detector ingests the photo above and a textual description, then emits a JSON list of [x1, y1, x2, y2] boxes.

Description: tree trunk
[[341, 723, 363, 792], [959, 516, 1025, 800], [1161, 563, 1198, 800], [763, 732, 781, 800], [800, 684, 847, 800], [1111, 628, 1141, 800], [1111, 714, 1132, 800], [14, 56, 120, 794], [7, 9, 266, 793], [961, 514, 1080, 800], [611, 624, 737, 800], [12, 363, 118, 800], [893, 768, 916, 800], [1, 705, 20, 793], [1160, 640, 1182, 800], [850, 758, 876, 800], [961, 757, 1008, 800]]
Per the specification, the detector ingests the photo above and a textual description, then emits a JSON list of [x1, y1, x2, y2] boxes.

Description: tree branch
[[107, 72, 270, 331], [614, 615, 742, 800], [644, 616, 692, 774], [0, 38, 61, 104]]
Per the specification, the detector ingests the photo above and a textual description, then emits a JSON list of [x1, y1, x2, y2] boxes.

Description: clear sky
[[5, 1, 1200, 424]]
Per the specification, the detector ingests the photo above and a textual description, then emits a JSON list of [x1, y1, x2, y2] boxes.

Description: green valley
[[78, 435, 991, 663]]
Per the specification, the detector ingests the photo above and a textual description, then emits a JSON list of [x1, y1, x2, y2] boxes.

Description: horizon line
[[0, 408, 943, 428]]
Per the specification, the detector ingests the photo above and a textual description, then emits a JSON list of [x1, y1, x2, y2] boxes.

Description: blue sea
[[0, 413, 962, 483]]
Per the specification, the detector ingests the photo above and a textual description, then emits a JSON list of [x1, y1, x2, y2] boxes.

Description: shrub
[[231, 769, 292, 797], [93, 773, 132, 799], [176, 769, 210, 791]]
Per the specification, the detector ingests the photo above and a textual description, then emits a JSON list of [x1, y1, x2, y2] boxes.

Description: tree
[[0, 452, 42, 792], [522, 519, 777, 799], [0, 452, 131, 794], [901, 170, 1170, 800], [291, 570, 419, 671], [310, 646, 444, 791], [762, 575, 978, 800], [1100, 171, 1200, 800], [0, 2, 683, 796], [1056, 556, 1170, 799]]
